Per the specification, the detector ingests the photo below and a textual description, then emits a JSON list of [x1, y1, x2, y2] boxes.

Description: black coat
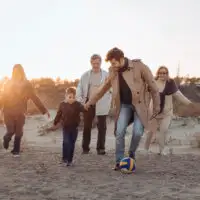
[[0, 79, 47, 116]]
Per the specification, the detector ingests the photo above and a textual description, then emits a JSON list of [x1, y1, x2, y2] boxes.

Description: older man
[[86, 48, 160, 170], [76, 54, 112, 155]]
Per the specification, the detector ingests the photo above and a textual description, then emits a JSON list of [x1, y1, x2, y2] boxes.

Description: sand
[[1, 111, 200, 200]]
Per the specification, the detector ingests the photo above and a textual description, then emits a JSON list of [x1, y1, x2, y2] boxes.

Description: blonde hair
[[155, 66, 169, 80], [11, 64, 27, 81]]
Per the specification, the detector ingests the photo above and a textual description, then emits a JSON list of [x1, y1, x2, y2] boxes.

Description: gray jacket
[[76, 69, 112, 116]]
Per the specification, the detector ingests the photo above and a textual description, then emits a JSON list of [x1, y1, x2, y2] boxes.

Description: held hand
[[44, 111, 51, 120], [154, 106, 160, 114], [48, 125, 57, 131], [84, 103, 90, 111], [150, 107, 160, 120], [46, 111, 51, 119]]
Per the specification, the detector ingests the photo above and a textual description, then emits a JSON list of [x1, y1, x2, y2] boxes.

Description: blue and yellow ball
[[119, 157, 136, 173]]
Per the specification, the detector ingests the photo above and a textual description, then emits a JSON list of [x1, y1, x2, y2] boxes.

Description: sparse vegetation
[[0, 76, 200, 116]]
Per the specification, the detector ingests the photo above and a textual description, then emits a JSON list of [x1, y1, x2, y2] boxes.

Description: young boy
[[53, 87, 86, 166]]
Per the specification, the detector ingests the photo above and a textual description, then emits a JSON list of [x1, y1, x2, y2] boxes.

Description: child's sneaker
[[66, 162, 74, 167], [60, 160, 67, 164], [11, 151, 20, 157]]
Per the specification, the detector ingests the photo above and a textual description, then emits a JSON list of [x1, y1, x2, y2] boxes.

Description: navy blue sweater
[[54, 101, 85, 129]]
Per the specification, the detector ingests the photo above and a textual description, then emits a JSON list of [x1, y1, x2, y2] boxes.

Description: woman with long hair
[[0, 64, 50, 156], [144, 66, 192, 155]]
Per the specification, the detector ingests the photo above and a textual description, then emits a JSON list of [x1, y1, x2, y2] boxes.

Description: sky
[[0, 0, 200, 80]]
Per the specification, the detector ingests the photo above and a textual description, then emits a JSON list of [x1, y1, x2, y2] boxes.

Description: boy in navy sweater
[[53, 87, 86, 166]]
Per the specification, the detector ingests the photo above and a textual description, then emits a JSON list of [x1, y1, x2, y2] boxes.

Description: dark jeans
[[3, 113, 25, 153], [82, 106, 107, 152], [62, 127, 78, 162]]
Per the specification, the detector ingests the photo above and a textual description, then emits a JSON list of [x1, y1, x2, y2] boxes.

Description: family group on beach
[[0, 47, 198, 171]]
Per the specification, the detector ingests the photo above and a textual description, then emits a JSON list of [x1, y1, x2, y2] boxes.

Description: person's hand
[[44, 111, 51, 120], [150, 106, 160, 120], [84, 103, 90, 111], [47, 125, 57, 131]]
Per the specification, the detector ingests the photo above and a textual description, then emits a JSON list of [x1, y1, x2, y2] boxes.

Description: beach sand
[[0, 111, 200, 200]]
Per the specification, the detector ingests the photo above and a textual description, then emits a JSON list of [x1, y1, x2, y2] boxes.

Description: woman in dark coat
[[0, 64, 50, 156]]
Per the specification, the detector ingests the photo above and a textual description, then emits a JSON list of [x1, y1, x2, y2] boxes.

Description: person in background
[[85, 47, 160, 171], [144, 66, 193, 155], [52, 87, 87, 166], [76, 54, 112, 155], [0, 64, 50, 157]]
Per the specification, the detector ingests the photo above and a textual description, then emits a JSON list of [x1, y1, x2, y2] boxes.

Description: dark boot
[[112, 163, 120, 171], [97, 149, 106, 155], [11, 136, 21, 156], [3, 135, 12, 150], [129, 152, 136, 160], [82, 150, 89, 154]]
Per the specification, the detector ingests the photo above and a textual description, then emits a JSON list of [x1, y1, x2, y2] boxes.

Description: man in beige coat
[[86, 47, 160, 170]]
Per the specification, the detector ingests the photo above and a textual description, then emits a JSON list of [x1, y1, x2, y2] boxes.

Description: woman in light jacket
[[144, 66, 192, 155]]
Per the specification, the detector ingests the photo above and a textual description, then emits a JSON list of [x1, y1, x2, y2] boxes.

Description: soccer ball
[[119, 157, 136, 174]]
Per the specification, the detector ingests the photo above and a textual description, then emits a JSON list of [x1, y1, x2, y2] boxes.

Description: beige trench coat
[[87, 59, 160, 131]]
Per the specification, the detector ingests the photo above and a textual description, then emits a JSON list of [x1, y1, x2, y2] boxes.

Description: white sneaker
[[13, 154, 20, 158], [160, 147, 171, 156], [11, 152, 20, 157], [142, 149, 151, 155]]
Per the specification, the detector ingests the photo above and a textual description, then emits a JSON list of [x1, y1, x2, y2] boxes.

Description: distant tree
[[55, 77, 61, 84], [34, 77, 55, 87], [63, 79, 69, 85], [74, 79, 79, 87], [189, 77, 197, 84]]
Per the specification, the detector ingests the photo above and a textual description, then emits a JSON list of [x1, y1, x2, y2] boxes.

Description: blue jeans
[[62, 127, 78, 163], [115, 104, 144, 163]]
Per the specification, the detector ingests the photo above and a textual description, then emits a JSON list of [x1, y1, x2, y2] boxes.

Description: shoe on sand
[[129, 152, 136, 160], [97, 150, 106, 155], [3, 137, 9, 150], [60, 159, 67, 164], [158, 147, 169, 156], [112, 163, 120, 171], [82, 150, 89, 154], [11, 151, 20, 157], [66, 162, 74, 167]]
